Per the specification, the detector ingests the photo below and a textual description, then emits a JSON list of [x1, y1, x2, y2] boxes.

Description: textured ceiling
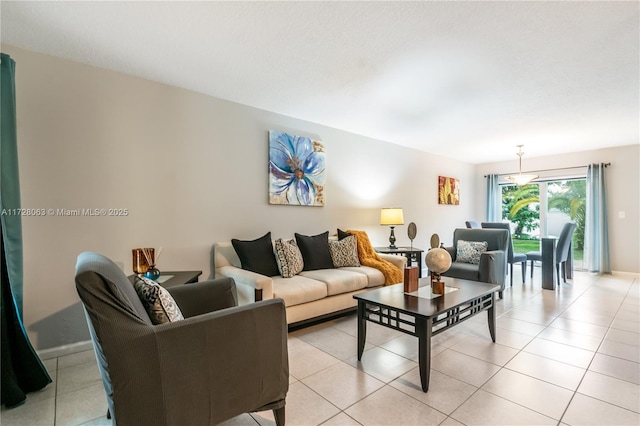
[[1, 1, 638, 164]]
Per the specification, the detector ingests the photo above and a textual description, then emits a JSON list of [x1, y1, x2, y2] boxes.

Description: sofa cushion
[[274, 238, 304, 278], [299, 269, 368, 296], [445, 262, 481, 281], [456, 240, 488, 264], [232, 232, 280, 277], [340, 265, 385, 287], [133, 277, 184, 324], [295, 231, 334, 271], [272, 275, 328, 307], [329, 235, 360, 268]]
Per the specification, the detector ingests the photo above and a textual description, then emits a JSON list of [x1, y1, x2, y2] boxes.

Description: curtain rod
[[484, 163, 610, 178]]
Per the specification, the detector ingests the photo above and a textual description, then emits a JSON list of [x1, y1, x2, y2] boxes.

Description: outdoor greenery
[[547, 180, 586, 250], [512, 239, 540, 253], [501, 184, 539, 237], [502, 179, 586, 252], [513, 239, 584, 260]]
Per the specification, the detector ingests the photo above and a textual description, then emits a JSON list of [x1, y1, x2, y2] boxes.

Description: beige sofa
[[214, 241, 407, 325]]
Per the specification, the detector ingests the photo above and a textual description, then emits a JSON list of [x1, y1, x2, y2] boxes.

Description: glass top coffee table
[[354, 277, 500, 392]]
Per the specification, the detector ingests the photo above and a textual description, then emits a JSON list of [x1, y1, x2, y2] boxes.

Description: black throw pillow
[[295, 231, 334, 271], [337, 228, 352, 240], [231, 232, 280, 277]]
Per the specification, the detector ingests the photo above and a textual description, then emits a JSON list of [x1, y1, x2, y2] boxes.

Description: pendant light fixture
[[506, 145, 538, 186]]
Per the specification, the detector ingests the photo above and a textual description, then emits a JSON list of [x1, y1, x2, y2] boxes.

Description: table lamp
[[380, 208, 404, 249]]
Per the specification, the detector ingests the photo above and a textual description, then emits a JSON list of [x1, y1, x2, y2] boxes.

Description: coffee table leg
[[488, 293, 496, 342], [357, 301, 366, 360], [416, 316, 432, 392]]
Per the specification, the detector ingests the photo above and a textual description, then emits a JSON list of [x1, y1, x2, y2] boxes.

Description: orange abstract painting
[[438, 176, 460, 205]]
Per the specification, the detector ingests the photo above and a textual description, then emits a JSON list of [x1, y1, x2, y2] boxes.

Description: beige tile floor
[[2, 269, 639, 426]]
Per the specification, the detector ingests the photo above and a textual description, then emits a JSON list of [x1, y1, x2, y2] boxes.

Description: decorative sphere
[[425, 248, 452, 274]]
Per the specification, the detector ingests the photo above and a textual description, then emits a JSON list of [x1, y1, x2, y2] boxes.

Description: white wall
[[474, 144, 640, 274], [5, 46, 477, 349]]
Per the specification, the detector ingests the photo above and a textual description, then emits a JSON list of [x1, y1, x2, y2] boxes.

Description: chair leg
[[521, 261, 526, 284], [556, 264, 560, 285], [510, 263, 514, 287], [530, 261, 534, 279], [273, 406, 285, 426]]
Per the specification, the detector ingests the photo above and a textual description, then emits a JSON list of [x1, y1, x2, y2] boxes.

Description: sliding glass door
[[544, 179, 585, 269], [501, 179, 585, 270]]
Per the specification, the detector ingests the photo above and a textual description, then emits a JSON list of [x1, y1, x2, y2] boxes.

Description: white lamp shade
[[506, 174, 538, 186], [380, 208, 404, 226], [506, 145, 538, 186]]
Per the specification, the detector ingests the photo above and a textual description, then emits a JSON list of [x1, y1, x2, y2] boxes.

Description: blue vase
[[144, 266, 161, 281]]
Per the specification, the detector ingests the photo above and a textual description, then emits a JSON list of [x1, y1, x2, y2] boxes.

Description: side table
[[128, 270, 202, 288], [374, 247, 424, 277]]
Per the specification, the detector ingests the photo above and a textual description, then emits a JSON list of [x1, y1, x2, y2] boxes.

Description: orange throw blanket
[[347, 230, 403, 285]]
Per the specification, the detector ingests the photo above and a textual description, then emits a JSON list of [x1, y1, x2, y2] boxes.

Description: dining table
[[540, 237, 573, 290]]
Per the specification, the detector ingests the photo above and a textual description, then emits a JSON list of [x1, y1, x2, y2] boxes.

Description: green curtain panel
[[1, 52, 52, 408], [1, 53, 23, 315]]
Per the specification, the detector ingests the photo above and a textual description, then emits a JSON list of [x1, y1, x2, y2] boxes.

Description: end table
[[128, 270, 202, 288], [374, 247, 424, 277]]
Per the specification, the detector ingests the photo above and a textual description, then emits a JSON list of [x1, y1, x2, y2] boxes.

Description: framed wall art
[[268, 131, 325, 206], [438, 176, 460, 205]]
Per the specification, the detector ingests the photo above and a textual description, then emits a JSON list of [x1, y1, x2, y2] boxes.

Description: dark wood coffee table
[[354, 277, 500, 392]]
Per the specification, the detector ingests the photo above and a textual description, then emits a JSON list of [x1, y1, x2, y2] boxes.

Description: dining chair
[[481, 222, 527, 286], [526, 222, 577, 285]]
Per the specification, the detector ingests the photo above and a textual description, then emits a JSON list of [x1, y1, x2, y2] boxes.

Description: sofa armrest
[[216, 265, 274, 301], [444, 246, 456, 261], [478, 250, 506, 287], [167, 277, 238, 318], [378, 253, 408, 270]]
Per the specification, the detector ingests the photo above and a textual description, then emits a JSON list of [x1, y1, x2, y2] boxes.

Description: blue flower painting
[[269, 131, 325, 206]]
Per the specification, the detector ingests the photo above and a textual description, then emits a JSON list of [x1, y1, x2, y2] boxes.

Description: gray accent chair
[[441, 228, 509, 297], [526, 222, 577, 284], [481, 222, 527, 286], [465, 221, 480, 229], [75, 252, 288, 426]]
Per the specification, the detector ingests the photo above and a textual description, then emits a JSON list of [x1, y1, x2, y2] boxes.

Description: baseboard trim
[[288, 307, 356, 332], [610, 271, 640, 278], [37, 340, 93, 360]]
